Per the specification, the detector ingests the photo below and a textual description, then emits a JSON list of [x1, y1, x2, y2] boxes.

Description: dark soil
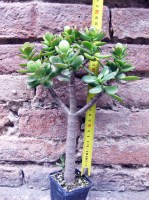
[[51, 170, 90, 192]]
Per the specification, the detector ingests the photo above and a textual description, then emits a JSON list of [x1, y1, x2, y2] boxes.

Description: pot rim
[[49, 168, 92, 194]]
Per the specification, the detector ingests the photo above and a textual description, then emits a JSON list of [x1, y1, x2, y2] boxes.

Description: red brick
[[0, 165, 23, 187], [105, 0, 149, 8], [0, 45, 22, 74], [37, 3, 110, 38], [92, 166, 149, 191], [37, 78, 149, 109], [0, 105, 9, 129], [112, 8, 149, 39], [23, 165, 60, 190], [0, 75, 34, 102], [0, 3, 37, 39], [0, 137, 65, 163], [19, 109, 67, 140], [95, 109, 149, 138], [92, 138, 149, 165], [104, 44, 149, 72], [118, 79, 149, 108], [36, 79, 113, 108], [1, 44, 148, 75]]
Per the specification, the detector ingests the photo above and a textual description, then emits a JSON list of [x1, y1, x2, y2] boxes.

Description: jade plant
[[19, 26, 139, 184]]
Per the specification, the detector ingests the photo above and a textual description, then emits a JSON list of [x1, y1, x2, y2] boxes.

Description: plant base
[[49, 169, 92, 200]]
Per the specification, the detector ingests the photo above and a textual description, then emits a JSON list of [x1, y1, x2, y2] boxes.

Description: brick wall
[[0, 0, 149, 199]]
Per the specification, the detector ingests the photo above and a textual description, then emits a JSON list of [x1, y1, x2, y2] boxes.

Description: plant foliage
[[19, 27, 139, 102]]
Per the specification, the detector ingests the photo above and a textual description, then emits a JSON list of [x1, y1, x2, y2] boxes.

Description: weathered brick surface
[[105, 0, 149, 8], [1, 187, 149, 200], [0, 75, 34, 102], [19, 109, 67, 140], [0, 44, 149, 74], [91, 167, 149, 191], [104, 44, 149, 72], [88, 191, 149, 200], [0, 45, 21, 74], [36, 3, 110, 38], [37, 79, 149, 109], [118, 79, 149, 108], [0, 137, 65, 163], [0, 3, 36, 39], [95, 109, 149, 138], [1, 0, 149, 8], [92, 138, 149, 165], [0, 166, 23, 187], [0, 105, 9, 129], [36, 79, 113, 108], [23, 165, 60, 190], [0, 186, 50, 200], [112, 8, 149, 39]]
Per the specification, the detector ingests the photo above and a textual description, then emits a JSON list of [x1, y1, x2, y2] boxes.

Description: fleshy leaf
[[89, 85, 102, 94], [102, 71, 117, 82], [104, 85, 118, 95], [82, 75, 97, 83], [71, 55, 84, 68], [122, 76, 140, 81], [110, 94, 123, 103]]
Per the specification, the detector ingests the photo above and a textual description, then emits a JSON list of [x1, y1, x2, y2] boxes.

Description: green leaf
[[24, 47, 33, 56], [104, 85, 118, 95], [71, 55, 84, 68], [93, 32, 105, 41], [82, 41, 93, 51], [79, 31, 91, 41], [102, 71, 117, 82], [83, 66, 95, 75], [110, 94, 123, 103], [101, 66, 109, 76], [82, 75, 97, 83], [122, 76, 140, 81], [121, 66, 134, 72], [35, 68, 45, 78], [27, 76, 37, 83], [54, 63, 68, 69], [27, 61, 39, 72], [67, 50, 80, 63], [50, 56, 63, 64], [94, 41, 106, 46], [117, 73, 126, 79], [51, 38, 61, 48], [28, 80, 40, 88], [84, 53, 95, 61], [59, 40, 70, 53], [43, 79, 53, 88], [61, 69, 71, 76], [98, 73, 104, 80], [57, 75, 69, 82], [17, 69, 30, 73], [95, 53, 111, 59], [89, 85, 102, 94], [44, 33, 53, 43]]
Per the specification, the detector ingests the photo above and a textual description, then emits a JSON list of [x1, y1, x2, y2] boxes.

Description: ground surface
[[1, 187, 149, 200]]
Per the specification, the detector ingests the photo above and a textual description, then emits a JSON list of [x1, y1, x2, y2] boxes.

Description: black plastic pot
[[49, 169, 92, 200]]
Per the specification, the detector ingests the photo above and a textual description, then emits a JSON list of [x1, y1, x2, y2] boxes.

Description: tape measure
[[81, 0, 104, 176]]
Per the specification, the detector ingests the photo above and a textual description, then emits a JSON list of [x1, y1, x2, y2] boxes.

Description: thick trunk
[[64, 114, 78, 183], [64, 73, 79, 183]]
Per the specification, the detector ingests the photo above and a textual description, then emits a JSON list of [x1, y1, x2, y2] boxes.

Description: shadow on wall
[[1, 0, 149, 8]]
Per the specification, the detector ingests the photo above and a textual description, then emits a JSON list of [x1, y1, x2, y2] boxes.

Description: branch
[[49, 88, 70, 115], [76, 92, 103, 116], [69, 72, 77, 113]]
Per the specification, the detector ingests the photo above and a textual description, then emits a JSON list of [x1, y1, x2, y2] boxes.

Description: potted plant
[[18, 26, 139, 200]]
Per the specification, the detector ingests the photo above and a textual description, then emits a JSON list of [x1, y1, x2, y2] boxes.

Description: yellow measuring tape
[[81, 0, 104, 176]]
